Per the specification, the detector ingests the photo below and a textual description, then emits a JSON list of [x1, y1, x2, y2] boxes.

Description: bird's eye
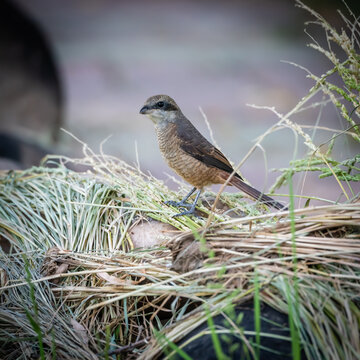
[[157, 101, 164, 108]]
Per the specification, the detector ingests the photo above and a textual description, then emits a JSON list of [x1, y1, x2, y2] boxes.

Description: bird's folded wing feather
[[177, 117, 243, 179]]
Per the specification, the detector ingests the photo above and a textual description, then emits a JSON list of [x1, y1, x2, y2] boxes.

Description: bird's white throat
[[148, 109, 177, 128]]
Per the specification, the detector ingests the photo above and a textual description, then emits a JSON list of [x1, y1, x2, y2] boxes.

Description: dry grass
[[0, 151, 359, 359]]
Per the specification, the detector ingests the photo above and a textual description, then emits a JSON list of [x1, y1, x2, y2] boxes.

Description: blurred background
[[0, 0, 359, 207]]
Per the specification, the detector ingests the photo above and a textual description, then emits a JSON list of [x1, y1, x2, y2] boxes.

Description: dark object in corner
[[0, 0, 63, 168], [167, 302, 306, 360]]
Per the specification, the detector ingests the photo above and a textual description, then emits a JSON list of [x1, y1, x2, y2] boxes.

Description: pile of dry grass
[[0, 152, 359, 359]]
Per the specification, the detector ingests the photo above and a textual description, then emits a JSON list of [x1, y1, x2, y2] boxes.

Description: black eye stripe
[[153, 101, 177, 111]]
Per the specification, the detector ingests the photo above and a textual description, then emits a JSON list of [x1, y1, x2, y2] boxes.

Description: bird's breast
[[155, 124, 223, 188]]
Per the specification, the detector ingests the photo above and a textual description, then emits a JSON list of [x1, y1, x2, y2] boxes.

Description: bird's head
[[139, 95, 180, 126]]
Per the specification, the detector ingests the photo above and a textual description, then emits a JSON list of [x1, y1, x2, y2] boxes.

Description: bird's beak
[[140, 105, 150, 114]]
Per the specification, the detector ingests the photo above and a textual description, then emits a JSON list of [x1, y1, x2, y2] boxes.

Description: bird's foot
[[166, 189, 202, 217], [165, 200, 192, 208], [172, 208, 199, 218]]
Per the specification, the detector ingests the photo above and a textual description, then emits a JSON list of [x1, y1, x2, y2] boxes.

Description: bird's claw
[[172, 209, 200, 218], [165, 200, 192, 208], [165, 188, 202, 217]]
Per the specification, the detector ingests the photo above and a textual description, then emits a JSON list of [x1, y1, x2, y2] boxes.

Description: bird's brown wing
[[176, 116, 286, 209], [177, 116, 243, 179]]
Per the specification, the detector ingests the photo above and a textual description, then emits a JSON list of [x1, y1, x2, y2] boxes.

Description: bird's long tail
[[228, 175, 286, 210]]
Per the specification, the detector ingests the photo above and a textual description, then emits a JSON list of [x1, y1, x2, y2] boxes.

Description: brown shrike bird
[[140, 95, 285, 217]]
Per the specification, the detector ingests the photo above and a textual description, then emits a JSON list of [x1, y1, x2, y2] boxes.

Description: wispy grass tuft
[[245, 1, 360, 206]]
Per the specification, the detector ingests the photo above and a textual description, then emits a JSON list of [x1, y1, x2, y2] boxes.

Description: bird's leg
[[173, 189, 202, 217], [165, 187, 197, 208]]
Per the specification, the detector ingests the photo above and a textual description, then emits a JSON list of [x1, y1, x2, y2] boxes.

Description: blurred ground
[[9, 0, 360, 206]]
